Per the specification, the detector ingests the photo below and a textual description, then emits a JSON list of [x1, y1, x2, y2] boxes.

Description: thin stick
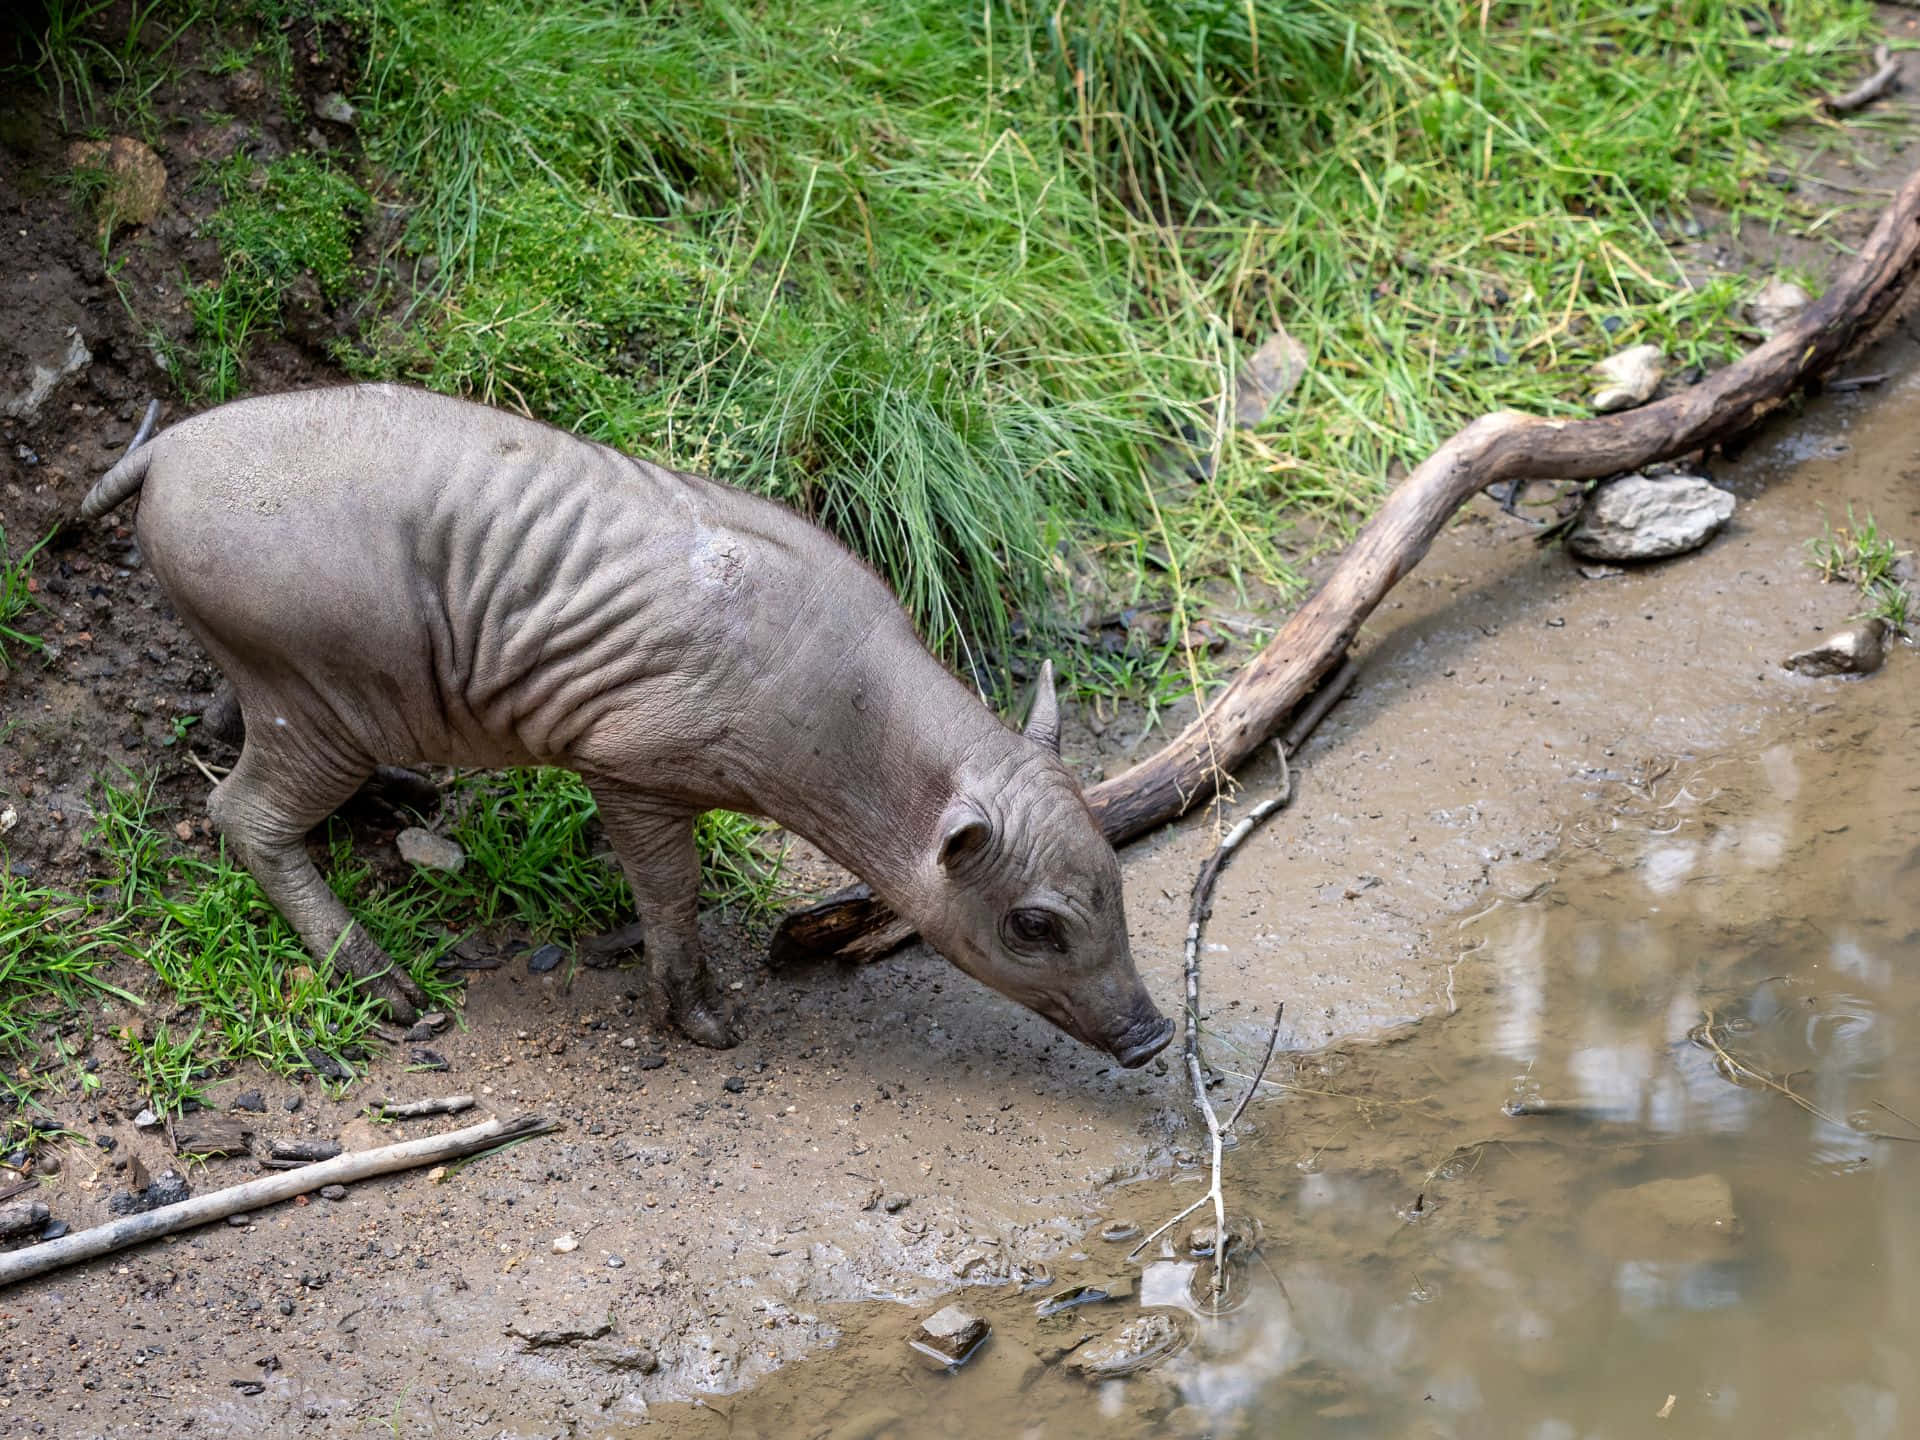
[[1225, 1003, 1286, 1133], [1280, 659, 1358, 756], [1692, 1013, 1917, 1143], [1826, 46, 1900, 115], [0, 1114, 557, 1290], [373, 1095, 475, 1120], [1134, 750, 1296, 1301]]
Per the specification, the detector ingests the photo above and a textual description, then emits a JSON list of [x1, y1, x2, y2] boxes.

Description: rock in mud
[[1064, 1313, 1180, 1376], [508, 1312, 613, 1349], [1784, 619, 1888, 677], [1566, 473, 1735, 562], [1747, 275, 1810, 336], [584, 1340, 659, 1373], [313, 92, 357, 126], [911, 1305, 989, 1365], [1582, 1173, 1740, 1262], [132, 1108, 162, 1130], [107, 1171, 191, 1216], [0, 1200, 50, 1239], [65, 136, 167, 239], [396, 827, 465, 873], [2, 324, 90, 422], [1588, 343, 1665, 412], [526, 942, 566, 974]]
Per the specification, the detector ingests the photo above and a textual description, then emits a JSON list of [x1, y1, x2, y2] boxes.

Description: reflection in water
[[655, 711, 1920, 1440]]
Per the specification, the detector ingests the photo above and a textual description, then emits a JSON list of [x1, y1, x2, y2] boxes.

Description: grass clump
[[180, 152, 370, 402], [0, 526, 51, 670], [0, 874, 135, 1107], [1807, 505, 1913, 631], [335, 0, 1880, 664], [80, 766, 785, 1108]]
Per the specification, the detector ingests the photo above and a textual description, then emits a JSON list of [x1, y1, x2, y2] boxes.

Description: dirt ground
[[2, 10, 1918, 1440]]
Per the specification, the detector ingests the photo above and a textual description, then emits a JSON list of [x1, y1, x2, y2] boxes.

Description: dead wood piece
[[769, 156, 1920, 963], [376, 1095, 476, 1120], [0, 1114, 557, 1290], [268, 1138, 343, 1164], [173, 1113, 255, 1158], [1826, 45, 1900, 115]]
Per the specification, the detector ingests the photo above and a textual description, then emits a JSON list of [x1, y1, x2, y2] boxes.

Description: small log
[[0, 1114, 557, 1291], [375, 1095, 476, 1120], [173, 1113, 255, 1158], [769, 156, 1920, 963], [1826, 46, 1900, 115], [268, 1138, 343, 1164]]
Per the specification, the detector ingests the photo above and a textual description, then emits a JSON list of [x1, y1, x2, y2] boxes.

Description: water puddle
[[655, 690, 1918, 1438]]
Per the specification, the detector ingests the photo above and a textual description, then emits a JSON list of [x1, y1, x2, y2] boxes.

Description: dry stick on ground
[[1826, 45, 1901, 115], [770, 155, 1920, 964], [1128, 752, 1294, 1304], [0, 1114, 557, 1290]]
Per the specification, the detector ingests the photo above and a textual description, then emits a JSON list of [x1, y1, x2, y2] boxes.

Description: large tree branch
[[772, 158, 1920, 964]]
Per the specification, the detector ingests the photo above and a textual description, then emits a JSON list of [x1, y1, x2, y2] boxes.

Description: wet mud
[[4, 12, 1920, 1438]]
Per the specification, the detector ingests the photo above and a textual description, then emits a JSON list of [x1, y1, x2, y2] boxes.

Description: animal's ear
[[938, 799, 992, 871], [1023, 659, 1061, 755]]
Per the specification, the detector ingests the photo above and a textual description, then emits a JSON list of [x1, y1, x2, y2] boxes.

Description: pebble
[[396, 827, 466, 873], [278, 1298, 295, 1316], [722, 1076, 745, 1094], [1589, 343, 1665, 412], [319, 1185, 348, 1201], [1747, 275, 1810, 336], [606, 1255, 625, 1269], [1784, 619, 1888, 677], [911, 1305, 989, 1365], [1098, 1220, 1140, 1243], [35, 1153, 60, 1177], [232, 1090, 266, 1112], [283, 1094, 303, 1113], [882, 1193, 912, 1213], [1566, 473, 1734, 562], [553, 1233, 580, 1253], [526, 943, 566, 975], [228, 1214, 253, 1228]]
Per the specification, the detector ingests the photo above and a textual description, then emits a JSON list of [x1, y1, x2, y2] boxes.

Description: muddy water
[[652, 674, 1918, 1439]]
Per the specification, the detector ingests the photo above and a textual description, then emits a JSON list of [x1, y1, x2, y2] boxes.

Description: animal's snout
[[1109, 1011, 1176, 1069]]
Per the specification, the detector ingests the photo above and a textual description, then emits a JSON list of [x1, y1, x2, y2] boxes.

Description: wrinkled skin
[[82, 384, 1173, 1068]]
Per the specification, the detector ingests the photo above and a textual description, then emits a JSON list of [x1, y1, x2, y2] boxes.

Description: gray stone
[[1784, 619, 1889, 677], [585, 1340, 658, 1372], [1747, 276, 1810, 337], [396, 827, 465, 873], [1566, 473, 1734, 562], [1589, 344, 1665, 412], [314, 92, 357, 126], [2, 325, 90, 422], [1232, 325, 1309, 429], [1065, 1313, 1179, 1376], [132, 1108, 161, 1129], [911, 1304, 989, 1364], [508, 1313, 613, 1348]]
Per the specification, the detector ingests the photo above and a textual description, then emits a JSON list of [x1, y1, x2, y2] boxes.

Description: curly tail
[[79, 398, 162, 520]]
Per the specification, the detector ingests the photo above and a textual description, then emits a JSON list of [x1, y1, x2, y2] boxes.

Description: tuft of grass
[[183, 152, 370, 401], [1807, 505, 1912, 631], [0, 526, 52, 671], [0, 874, 137, 1106], [82, 765, 788, 1104]]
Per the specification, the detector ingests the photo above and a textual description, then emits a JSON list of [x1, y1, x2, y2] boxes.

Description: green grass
[[179, 152, 371, 402], [0, 874, 137, 1108], [73, 767, 787, 1111], [0, 526, 51, 671], [1807, 505, 1913, 631]]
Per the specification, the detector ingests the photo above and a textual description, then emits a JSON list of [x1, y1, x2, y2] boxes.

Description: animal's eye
[[1004, 908, 1061, 950]]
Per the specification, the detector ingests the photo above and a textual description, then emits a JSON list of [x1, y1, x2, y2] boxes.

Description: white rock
[[552, 1233, 579, 1254], [1747, 276, 1810, 337], [1784, 619, 1889, 677], [1589, 343, 1665, 413], [3, 326, 91, 422], [314, 92, 357, 125], [911, 1304, 988, 1364], [396, 827, 465, 873], [1566, 473, 1734, 562], [133, 1108, 162, 1129], [0, 805, 16, 835]]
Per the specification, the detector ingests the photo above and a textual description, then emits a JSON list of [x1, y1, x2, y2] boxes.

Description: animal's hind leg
[[208, 737, 428, 1023], [200, 683, 440, 815]]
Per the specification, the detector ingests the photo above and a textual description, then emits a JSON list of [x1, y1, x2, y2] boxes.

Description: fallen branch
[[772, 154, 1920, 963], [1130, 752, 1294, 1305], [374, 1095, 476, 1120], [0, 1113, 556, 1291], [1826, 45, 1900, 115]]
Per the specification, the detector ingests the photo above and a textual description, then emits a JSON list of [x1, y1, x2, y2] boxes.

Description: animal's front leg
[[589, 785, 736, 1048]]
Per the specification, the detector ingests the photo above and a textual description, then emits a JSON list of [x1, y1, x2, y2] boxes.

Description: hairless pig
[[82, 384, 1175, 1067]]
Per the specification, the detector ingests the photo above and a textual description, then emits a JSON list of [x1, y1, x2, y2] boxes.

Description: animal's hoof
[[367, 971, 425, 1026], [674, 1001, 738, 1049]]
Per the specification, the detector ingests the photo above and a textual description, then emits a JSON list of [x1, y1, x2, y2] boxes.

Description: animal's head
[[917, 662, 1174, 1068]]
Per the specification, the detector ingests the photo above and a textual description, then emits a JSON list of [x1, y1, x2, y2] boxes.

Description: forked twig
[[1130, 752, 1295, 1303], [1691, 1010, 1919, 1144]]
